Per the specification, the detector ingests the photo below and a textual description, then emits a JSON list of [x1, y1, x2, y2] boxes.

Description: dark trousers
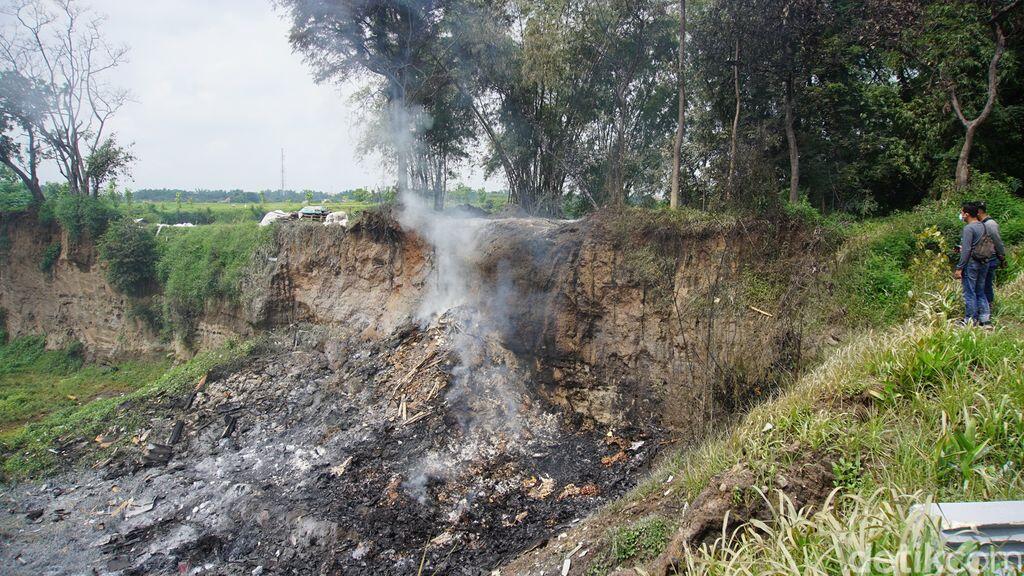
[[962, 260, 991, 324], [984, 258, 998, 305]]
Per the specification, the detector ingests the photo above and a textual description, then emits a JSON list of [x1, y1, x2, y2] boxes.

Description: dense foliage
[[0, 166, 31, 213], [98, 219, 159, 296], [156, 224, 272, 342], [40, 193, 119, 243], [280, 0, 1024, 216]]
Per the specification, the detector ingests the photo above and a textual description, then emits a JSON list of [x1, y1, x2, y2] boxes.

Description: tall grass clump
[[156, 223, 272, 341], [682, 490, 996, 576]]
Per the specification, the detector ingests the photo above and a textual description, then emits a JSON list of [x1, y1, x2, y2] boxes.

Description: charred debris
[[0, 317, 658, 575]]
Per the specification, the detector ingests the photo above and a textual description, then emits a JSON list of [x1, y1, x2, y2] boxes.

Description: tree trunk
[[431, 152, 446, 210], [726, 38, 740, 203], [389, 87, 410, 197], [670, 0, 686, 210], [459, 84, 529, 207], [1, 157, 44, 204], [955, 124, 977, 190], [950, 21, 1007, 191], [608, 92, 627, 206], [784, 74, 799, 204]]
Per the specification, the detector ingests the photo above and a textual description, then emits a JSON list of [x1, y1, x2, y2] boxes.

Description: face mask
[[959, 212, 965, 222]]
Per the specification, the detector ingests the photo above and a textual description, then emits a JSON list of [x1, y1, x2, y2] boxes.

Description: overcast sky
[[34, 1, 494, 192]]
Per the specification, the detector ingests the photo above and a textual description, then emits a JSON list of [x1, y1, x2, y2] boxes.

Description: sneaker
[[980, 321, 995, 331], [954, 318, 973, 328]]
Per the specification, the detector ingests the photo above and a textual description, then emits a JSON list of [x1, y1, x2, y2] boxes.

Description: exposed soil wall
[[0, 211, 839, 575], [0, 212, 835, 433], [0, 216, 163, 358]]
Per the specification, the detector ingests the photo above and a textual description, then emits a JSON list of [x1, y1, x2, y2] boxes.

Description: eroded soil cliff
[[0, 210, 837, 574]]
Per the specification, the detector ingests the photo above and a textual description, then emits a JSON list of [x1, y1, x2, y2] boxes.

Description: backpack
[[972, 221, 996, 262]]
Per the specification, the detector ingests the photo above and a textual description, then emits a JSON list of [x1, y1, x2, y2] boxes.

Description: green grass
[[0, 337, 168, 434], [0, 337, 260, 481], [585, 268, 1024, 574], [156, 223, 273, 342]]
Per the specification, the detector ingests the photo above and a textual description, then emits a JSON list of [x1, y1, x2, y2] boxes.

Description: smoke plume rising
[[387, 102, 536, 504]]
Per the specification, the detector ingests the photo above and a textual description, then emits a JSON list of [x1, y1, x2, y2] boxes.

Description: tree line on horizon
[[3, 0, 1024, 220]]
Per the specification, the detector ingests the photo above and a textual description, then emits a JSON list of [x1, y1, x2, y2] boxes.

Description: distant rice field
[[127, 201, 375, 225]]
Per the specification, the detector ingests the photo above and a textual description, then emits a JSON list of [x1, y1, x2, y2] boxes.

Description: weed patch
[[587, 517, 673, 575], [39, 241, 61, 274], [156, 224, 272, 342], [0, 337, 259, 480]]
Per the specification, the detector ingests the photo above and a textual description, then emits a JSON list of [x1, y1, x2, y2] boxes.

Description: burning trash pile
[[0, 311, 657, 575]]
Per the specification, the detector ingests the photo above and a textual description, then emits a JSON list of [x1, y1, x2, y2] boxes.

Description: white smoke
[[397, 191, 484, 324], [385, 101, 531, 504]]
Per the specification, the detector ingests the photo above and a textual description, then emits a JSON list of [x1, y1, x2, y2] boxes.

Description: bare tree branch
[[0, 0, 132, 197]]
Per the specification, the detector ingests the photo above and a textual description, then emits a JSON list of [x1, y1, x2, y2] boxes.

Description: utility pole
[[280, 148, 286, 192]]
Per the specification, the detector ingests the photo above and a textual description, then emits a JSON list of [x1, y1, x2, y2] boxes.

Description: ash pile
[[0, 312, 656, 575]]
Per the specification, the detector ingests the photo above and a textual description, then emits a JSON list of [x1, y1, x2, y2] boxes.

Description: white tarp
[[324, 211, 349, 227], [260, 210, 291, 226], [155, 223, 196, 236]]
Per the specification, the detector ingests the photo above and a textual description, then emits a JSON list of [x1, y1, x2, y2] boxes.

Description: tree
[[775, 0, 831, 204], [283, 0, 678, 216], [281, 0, 452, 197], [0, 0, 132, 198], [938, 1, 1020, 189], [669, 0, 686, 210], [0, 70, 46, 202]]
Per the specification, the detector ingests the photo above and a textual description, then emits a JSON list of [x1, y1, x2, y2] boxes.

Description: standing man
[[955, 202, 992, 327], [976, 201, 1007, 309]]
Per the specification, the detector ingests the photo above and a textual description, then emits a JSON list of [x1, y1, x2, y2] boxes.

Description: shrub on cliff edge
[[98, 219, 158, 296]]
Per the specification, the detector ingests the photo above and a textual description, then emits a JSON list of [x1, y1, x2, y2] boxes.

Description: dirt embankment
[[0, 217, 162, 358], [1, 212, 835, 435], [0, 210, 838, 575]]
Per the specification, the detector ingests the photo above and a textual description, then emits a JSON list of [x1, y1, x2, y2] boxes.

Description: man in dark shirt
[[955, 202, 991, 327], [976, 202, 1007, 308]]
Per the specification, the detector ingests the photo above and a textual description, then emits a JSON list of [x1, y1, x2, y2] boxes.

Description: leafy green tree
[[914, 0, 1022, 191]]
